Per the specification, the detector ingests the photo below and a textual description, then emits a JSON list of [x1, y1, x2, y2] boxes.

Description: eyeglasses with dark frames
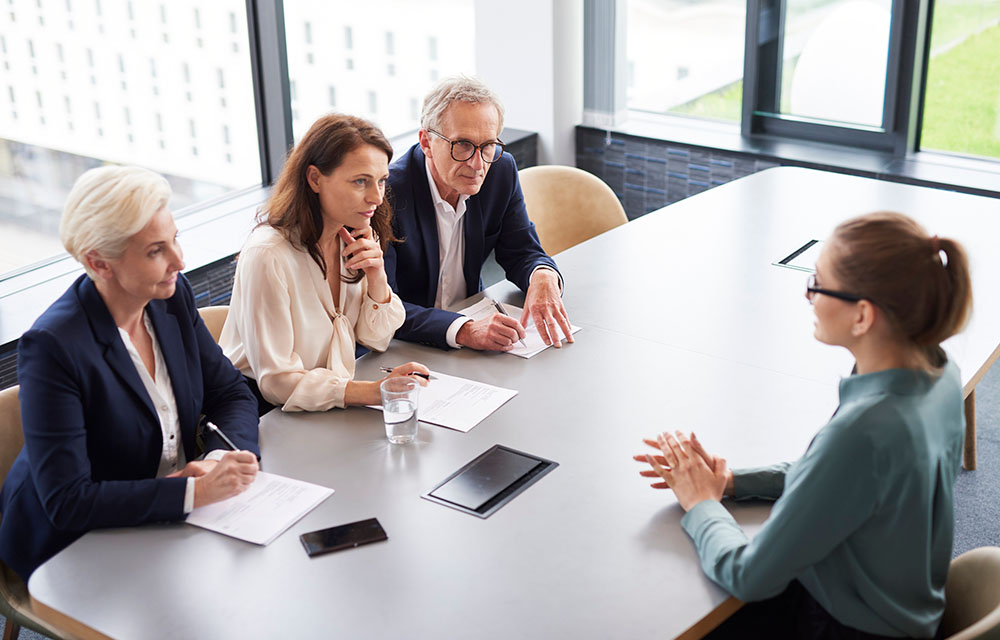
[[427, 129, 505, 163], [805, 274, 863, 305]]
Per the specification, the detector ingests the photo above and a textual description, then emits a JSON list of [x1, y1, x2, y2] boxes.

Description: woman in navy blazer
[[0, 166, 260, 581]]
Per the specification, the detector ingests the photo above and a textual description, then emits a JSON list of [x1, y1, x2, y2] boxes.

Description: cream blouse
[[221, 225, 405, 411]]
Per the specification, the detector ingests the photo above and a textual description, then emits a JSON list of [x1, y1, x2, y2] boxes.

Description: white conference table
[[27, 167, 1000, 639]]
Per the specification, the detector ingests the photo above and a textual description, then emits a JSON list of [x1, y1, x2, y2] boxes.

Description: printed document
[[371, 371, 517, 433], [457, 298, 582, 358], [186, 471, 333, 545]]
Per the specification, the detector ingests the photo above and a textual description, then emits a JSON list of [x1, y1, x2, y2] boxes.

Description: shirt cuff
[[446, 316, 474, 349], [680, 499, 737, 540], [531, 265, 564, 294], [184, 477, 195, 514]]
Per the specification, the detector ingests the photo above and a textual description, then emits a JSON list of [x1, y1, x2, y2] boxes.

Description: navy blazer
[[0, 274, 259, 581], [385, 144, 558, 349]]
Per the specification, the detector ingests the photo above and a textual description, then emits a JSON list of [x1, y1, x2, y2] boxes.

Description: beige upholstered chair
[[198, 305, 229, 343], [518, 165, 628, 256], [0, 385, 71, 640], [942, 546, 1000, 639]]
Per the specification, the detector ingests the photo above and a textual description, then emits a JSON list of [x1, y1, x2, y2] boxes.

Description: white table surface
[[27, 167, 1000, 639]]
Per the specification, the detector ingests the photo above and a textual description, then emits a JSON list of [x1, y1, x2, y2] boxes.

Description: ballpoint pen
[[379, 366, 433, 380], [489, 298, 527, 348], [204, 421, 240, 452]]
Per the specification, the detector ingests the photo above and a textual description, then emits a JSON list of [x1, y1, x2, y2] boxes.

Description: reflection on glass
[[921, 0, 1000, 159], [0, 0, 262, 278], [778, 0, 892, 128], [627, 0, 746, 122], [283, 0, 475, 143]]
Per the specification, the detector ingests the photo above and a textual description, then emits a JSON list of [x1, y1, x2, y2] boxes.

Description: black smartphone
[[299, 518, 388, 558]]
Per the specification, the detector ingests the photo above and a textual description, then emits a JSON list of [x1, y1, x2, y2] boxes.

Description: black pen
[[205, 421, 240, 452], [379, 366, 433, 381], [489, 298, 527, 348]]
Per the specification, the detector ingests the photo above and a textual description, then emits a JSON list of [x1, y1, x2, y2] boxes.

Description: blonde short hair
[[60, 165, 172, 278], [420, 75, 505, 135]]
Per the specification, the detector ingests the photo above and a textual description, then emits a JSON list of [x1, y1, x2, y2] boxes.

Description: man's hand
[[521, 269, 573, 348], [456, 314, 526, 351]]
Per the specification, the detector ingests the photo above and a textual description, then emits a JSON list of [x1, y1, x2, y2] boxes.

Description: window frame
[[741, 0, 930, 155], [590, 0, 949, 161]]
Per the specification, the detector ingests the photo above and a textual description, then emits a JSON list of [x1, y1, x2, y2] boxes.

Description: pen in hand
[[379, 366, 434, 381], [489, 299, 527, 349], [204, 421, 240, 452]]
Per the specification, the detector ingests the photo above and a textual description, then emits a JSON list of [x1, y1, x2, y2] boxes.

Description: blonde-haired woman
[[0, 165, 260, 581], [637, 211, 972, 639]]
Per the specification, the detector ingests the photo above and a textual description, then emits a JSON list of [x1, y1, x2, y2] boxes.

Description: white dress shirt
[[118, 313, 197, 513], [424, 160, 475, 348], [424, 160, 562, 348], [221, 226, 405, 411]]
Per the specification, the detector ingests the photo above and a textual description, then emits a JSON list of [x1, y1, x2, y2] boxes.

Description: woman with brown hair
[[636, 211, 972, 639], [221, 114, 428, 413]]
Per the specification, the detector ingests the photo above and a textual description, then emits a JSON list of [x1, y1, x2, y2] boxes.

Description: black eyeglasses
[[806, 274, 864, 305], [427, 129, 505, 163]]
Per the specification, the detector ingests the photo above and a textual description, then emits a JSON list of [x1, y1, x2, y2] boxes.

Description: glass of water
[[380, 377, 420, 444]]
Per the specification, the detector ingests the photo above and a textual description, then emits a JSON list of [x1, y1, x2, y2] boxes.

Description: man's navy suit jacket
[[0, 274, 259, 580], [385, 143, 558, 349]]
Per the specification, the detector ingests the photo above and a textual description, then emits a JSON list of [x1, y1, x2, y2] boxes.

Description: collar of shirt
[[425, 152, 470, 310], [424, 155, 469, 220]]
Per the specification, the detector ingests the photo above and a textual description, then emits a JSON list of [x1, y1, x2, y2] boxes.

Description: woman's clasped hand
[[634, 431, 732, 511]]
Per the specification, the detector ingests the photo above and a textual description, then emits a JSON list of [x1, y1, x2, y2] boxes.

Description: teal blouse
[[681, 357, 964, 638]]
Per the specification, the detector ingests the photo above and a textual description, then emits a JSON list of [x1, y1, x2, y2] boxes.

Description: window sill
[[0, 185, 267, 347], [608, 111, 1000, 199]]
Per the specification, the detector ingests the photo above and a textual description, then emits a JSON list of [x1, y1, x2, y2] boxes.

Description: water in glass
[[384, 398, 417, 444]]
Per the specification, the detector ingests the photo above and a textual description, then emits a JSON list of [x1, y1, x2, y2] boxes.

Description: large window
[[626, 0, 746, 122], [0, 0, 261, 278], [921, 0, 1000, 158], [282, 0, 475, 142], [753, 0, 892, 129], [620, 0, 1000, 161]]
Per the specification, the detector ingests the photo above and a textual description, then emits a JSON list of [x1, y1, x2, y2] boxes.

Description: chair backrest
[[198, 305, 229, 343], [0, 385, 22, 492], [942, 546, 1000, 640], [518, 165, 628, 256]]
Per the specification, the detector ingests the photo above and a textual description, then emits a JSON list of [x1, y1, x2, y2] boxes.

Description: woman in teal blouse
[[637, 211, 972, 639]]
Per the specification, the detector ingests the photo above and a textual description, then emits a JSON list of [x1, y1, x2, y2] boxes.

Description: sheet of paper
[[457, 298, 582, 359], [186, 471, 333, 545], [370, 371, 517, 433]]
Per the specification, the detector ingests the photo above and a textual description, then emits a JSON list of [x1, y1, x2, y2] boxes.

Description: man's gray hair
[[420, 75, 505, 135]]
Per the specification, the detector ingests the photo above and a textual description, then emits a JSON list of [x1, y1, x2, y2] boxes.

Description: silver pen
[[204, 421, 240, 452], [489, 299, 527, 349], [379, 366, 434, 381]]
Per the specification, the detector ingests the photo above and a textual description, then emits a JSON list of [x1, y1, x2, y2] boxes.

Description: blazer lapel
[[412, 146, 442, 306], [463, 195, 484, 296], [78, 278, 158, 423]]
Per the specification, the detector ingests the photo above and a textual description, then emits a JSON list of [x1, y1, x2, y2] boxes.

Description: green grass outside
[[668, 2, 1000, 160], [929, 0, 1000, 51], [922, 21, 1000, 158]]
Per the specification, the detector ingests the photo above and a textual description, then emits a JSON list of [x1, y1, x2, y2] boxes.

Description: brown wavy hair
[[263, 113, 397, 283], [830, 211, 972, 355]]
